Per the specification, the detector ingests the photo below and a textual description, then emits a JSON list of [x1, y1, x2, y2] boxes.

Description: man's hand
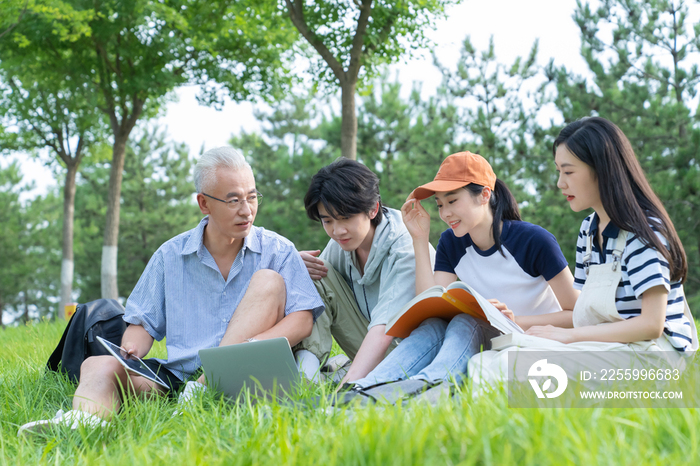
[[488, 298, 515, 322], [120, 341, 140, 360], [299, 250, 327, 280]]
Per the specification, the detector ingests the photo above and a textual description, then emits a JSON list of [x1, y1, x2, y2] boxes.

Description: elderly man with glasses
[[19, 147, 324, 435]]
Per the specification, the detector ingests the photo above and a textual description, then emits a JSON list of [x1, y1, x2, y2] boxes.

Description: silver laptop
[[198, 338, 301, 401]]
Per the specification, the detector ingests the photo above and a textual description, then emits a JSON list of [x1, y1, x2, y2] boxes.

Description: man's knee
[[79, 355, 124, 383], [250, 269, 285, 296]]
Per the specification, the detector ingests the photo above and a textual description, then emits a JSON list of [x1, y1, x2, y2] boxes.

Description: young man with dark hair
[[295, 158, 433, 385]]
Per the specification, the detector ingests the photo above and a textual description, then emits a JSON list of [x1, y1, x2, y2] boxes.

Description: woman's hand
[[488, 299, 515, 322], [526, 325, 576, 344], [401, 198, 431, 242]]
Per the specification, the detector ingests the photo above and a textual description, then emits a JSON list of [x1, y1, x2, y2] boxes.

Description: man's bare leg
[[73, 355, 166, 420], [194, 269, 286, 385], [219, 269, 286, 346]]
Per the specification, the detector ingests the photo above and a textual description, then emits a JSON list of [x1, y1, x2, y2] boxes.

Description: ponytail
[[464, 179, 520, 255]]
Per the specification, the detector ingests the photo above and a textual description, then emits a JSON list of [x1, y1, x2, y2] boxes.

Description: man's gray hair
[[194, 147, 253, 193]]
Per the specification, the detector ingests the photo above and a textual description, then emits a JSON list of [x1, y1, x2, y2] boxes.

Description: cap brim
[[410, 180, 469, 200]]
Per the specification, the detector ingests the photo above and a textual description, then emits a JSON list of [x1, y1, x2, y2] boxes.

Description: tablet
[[96, 336, 169, 389]]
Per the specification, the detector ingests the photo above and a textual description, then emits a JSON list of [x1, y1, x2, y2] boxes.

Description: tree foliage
[[283, 0, 458, 159], [73, 128, 201, 302], [1, 0, 298, 300], [2, 0, 699, 320], [0, 3, 106, 317], [0, 162, 61, 325], [553, 0, 700, 307]]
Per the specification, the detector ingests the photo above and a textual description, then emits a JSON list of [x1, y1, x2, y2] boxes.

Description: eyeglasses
[[201, 191, 263, 209]]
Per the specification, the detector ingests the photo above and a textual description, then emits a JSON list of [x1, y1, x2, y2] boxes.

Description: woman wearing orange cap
[[350, 151, 579, 390]]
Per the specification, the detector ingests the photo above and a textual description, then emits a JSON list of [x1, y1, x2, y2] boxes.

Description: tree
[[283, 0, 457, 160], [0, 162, 26, 328], [0, 162, 61, 326], [554, 0, 700, 308], [0, 0, 28, 39], [0, 27, 104, 318], [2, 0, 296, 300], [232, 79, 464, 247], [73, 128, 201, 301], [231, 93, 338, 250]]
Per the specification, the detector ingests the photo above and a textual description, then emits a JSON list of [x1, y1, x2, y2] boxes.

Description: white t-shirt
[[434, 220, 568, 316]]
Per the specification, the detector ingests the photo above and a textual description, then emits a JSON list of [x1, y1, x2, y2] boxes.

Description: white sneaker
[[295, 350, 322, 383], [173, 381, 207, 416], [322, 354, 351, 383], [18, 409, 109, 436]]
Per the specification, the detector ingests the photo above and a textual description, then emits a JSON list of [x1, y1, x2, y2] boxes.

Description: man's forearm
[[121, 324, 155, 358], [342, 325, 394, 384], [252, 310, 314, 347]]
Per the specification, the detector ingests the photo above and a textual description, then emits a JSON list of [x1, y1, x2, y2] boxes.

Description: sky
[[10, 0, 587, 197]]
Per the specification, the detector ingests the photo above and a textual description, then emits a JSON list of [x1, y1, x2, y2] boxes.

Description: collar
[[588, 213, 620, 240], [180, 217, 209, 255], [179, 216, 261, 256], [465, 220, 511, 257]]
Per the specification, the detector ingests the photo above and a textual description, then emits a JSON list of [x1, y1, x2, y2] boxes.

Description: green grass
[[1, 320, 699, 465]]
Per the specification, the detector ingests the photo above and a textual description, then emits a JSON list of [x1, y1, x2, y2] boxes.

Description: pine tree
[[555, 0, 700, 307]]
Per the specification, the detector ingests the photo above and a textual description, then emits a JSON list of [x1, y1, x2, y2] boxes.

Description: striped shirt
[[123, 217, 325, 380], [573, 214, 693, 352]]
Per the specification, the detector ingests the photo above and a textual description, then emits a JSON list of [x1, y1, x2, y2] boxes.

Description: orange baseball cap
[[410, 151, 497, 200]]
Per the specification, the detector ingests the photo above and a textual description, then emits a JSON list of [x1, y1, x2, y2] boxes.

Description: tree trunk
[[59, 162, 78, 319], [23, 290, 29, 323], [341, 80, 358, 160], [101, 135, 129, 299]]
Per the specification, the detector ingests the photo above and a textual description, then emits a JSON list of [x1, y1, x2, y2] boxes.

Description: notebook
[[198, 337, 301, 401]]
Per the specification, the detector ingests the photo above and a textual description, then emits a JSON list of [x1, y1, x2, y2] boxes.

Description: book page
[[446, 282, 524, 334]]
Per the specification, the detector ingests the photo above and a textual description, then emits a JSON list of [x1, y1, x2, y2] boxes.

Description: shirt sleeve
[[123, 248, 167, 341], [271, 241, 325, 320], [366, 246, 418, 329], [623, 232, 672, 298], [434, 229, 458, 273], [502, 222, 568, 281], [526, 225, 569, 281]]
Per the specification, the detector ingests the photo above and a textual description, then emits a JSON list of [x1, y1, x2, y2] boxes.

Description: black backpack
[[46, 299, 128, 383]]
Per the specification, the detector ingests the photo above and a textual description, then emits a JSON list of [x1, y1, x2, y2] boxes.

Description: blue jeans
[[352, 314, 501, 388]]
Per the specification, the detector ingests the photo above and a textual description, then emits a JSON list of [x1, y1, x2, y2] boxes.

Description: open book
[[385, 281, 524, 338]]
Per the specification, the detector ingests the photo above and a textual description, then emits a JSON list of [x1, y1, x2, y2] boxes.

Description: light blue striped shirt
[[123, 217, 325, 380]]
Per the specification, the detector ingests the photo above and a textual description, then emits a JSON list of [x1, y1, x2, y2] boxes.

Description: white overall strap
[[583, 232, 593, 276], [611, 230, 628, 271]]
